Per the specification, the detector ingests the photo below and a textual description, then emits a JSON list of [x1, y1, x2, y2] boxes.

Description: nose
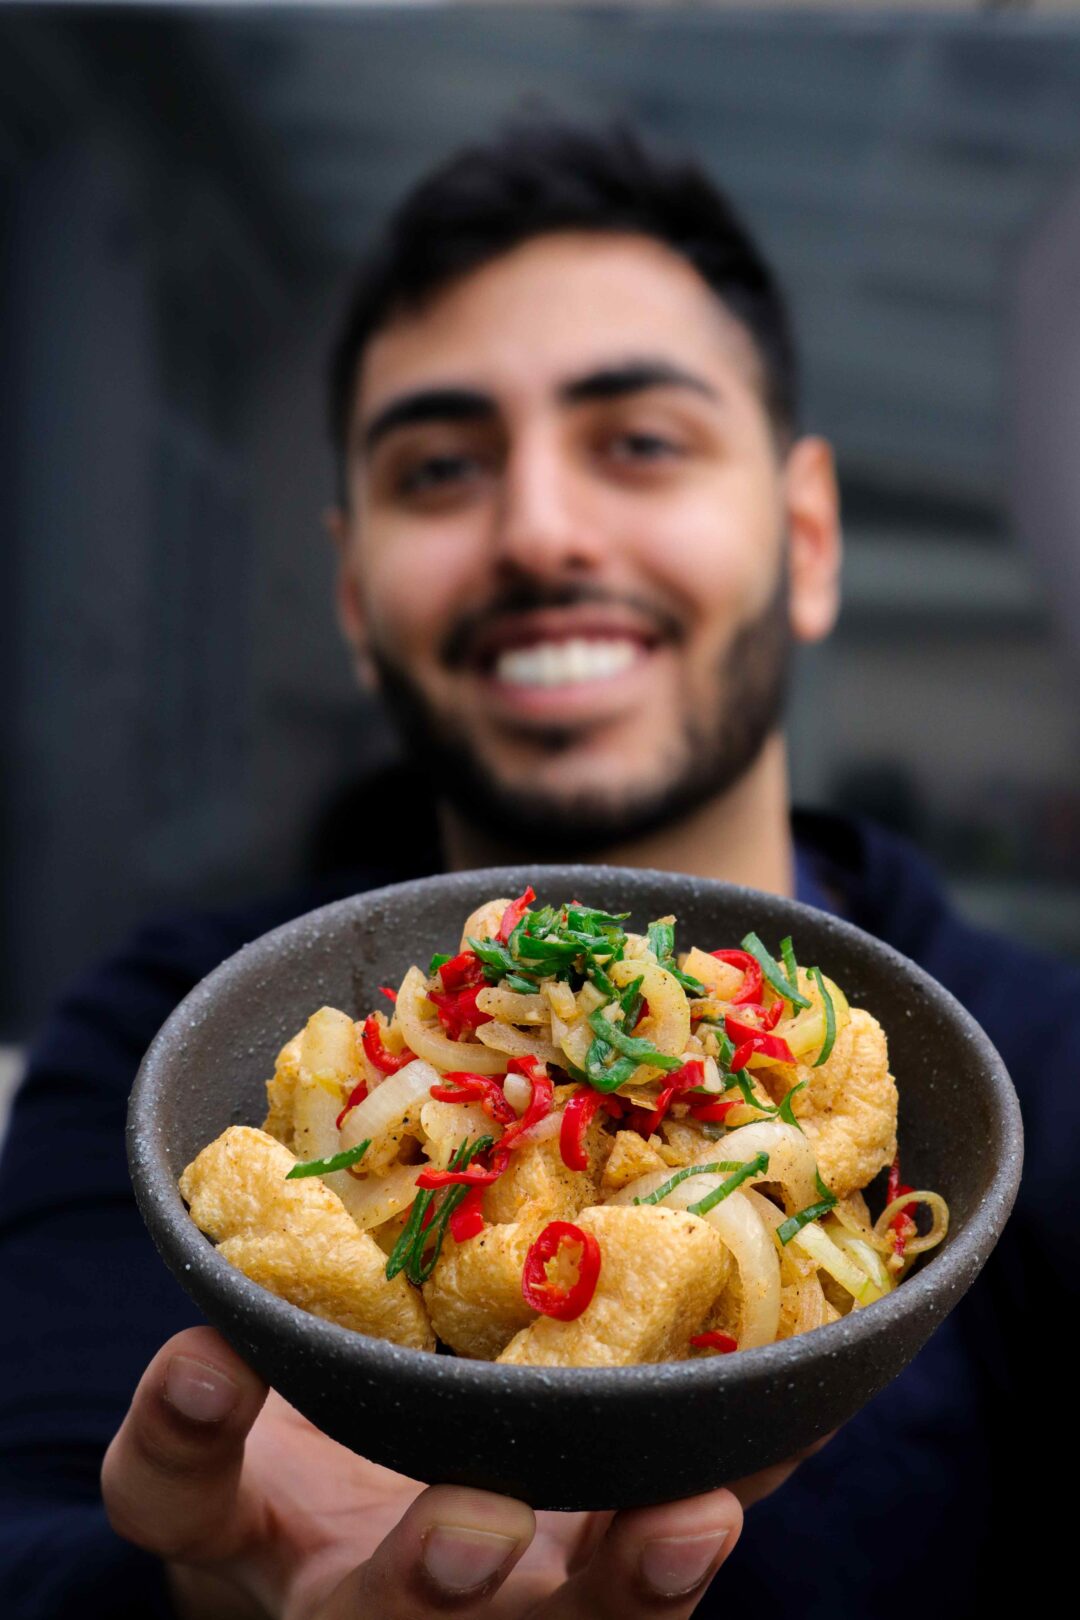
[[490, 427, 606, 580]]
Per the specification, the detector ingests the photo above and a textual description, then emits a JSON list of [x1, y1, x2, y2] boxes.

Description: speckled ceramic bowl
[[129, 866, 1022, 1511]]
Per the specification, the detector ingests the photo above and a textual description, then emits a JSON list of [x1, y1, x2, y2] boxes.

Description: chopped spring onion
[[740, 931, 811, 1010], [687, 1151, 770, 1216], [385, 1135, 494, 1285], [780, 935, 799, 987], [633, 1161, 744, 1206], [428, 951, 452, 976], [777, 1196, 839, 1245], [286, 1139, 371, 1180], [723, 1069, 778, 1115], [777, 1079, 808, 1130], [586, 1009, 684, 1070], [809, 966, 837, 1066], [647, 919, 706, 996]]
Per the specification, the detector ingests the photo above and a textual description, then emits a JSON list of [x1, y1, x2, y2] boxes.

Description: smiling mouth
[[492, 635, 647, 689]]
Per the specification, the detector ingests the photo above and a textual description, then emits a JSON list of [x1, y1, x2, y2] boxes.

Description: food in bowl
[[179, 889, 948, 1366]]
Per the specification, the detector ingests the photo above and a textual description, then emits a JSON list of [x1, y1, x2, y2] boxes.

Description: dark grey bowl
[[129, 866, 1022, 1511]]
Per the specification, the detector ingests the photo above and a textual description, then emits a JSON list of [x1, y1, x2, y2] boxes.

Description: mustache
[[439, 580, 686, 669]]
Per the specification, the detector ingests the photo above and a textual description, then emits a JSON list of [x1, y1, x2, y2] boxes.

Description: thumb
[[101, 1325, 269, 1565]]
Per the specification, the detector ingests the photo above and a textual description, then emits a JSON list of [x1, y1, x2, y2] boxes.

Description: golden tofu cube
[[497, 1204, 727, 1368], [601, 1129, 669, 1190], [180, 1126, 433, 1351], [423, 1222, 537, 1360]]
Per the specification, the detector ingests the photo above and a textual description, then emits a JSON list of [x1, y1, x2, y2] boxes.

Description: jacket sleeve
[[0, 914, 250, 1620]]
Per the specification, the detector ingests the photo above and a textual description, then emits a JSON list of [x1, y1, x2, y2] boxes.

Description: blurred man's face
[[333, 230, 839, 852]]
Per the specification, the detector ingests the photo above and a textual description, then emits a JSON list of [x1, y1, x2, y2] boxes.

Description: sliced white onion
[[691, 1120, 820, 1214], [340, 1161, 425, 1232], [608, 959, 690, 1060], [291, 1076, 410, 1230], [394, 966, 508, 1075], [607, 1170, 781, 1349], [419, 1097, 495, 1168], [515, 1110, 563, 1145], [340, 1058, 441, 1151], [474, 1021, 560, 1065], [822, 1218, 895, 1296], [746, 1188, 887, 1308], [873, 1190, 949, 1257], [475, 986, 549, 1024], [502, 1071, 532, 1115]]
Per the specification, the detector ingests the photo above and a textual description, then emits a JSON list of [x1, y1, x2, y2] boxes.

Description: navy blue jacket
[[0, 810, 1069, 1618]]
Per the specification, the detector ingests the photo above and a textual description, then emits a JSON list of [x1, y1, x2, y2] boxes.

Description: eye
[[397, 453, 480, 495], [608, 432, 682, 463]]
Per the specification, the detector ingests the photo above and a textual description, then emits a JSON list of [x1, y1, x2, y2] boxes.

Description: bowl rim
[[129, 863, 1024, 1394]]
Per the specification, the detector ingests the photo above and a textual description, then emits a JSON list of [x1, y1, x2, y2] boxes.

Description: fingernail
[[423, 1526, 519, 1593], [164, 1356, 240, 1423], [640, 1530, 729, 1597]]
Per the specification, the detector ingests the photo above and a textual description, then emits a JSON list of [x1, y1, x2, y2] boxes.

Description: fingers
[[316, 1485, 535, 1619], [101, 1326, 269, 1566], [533, 1489, 742, 1620]]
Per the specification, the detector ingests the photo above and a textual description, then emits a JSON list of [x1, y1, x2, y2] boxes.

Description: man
[[0, 120, 1069, 1619]]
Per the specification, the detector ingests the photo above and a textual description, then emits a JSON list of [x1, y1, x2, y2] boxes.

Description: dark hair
[[328, 117, 799, 490]]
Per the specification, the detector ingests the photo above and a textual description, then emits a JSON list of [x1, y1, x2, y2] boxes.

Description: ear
[[782, 436, 842, 644], [325, 505, 379, 693]]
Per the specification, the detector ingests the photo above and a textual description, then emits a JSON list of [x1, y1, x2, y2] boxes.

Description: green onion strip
[[633, 1161, 744, 1207], [285, 1139, 371, 1180], [777, 1198, 838, 1246], [741, 931, 811, 1010], [686, 1152, 770, 1216], [384, 1135, 494, 1286], [809, 966, 837, 1066]]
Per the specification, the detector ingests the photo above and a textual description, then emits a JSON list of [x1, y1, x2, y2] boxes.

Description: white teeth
[[495, 636, 641, 688]]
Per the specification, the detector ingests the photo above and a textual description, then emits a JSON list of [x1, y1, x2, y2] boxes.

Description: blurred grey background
[[3, 0, 1080, 1055]]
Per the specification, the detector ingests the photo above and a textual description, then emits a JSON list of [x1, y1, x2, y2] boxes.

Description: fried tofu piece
[[483, 1131, 603, 1227], [782, 1009, 898, 1199], [263, 1032, 303, 1150], [601, 1129, 669, 1190], [423, 1222, 538, 1360], [497, 1204, 727, 1368], [180, 1126, 433, 1351], [657, 1119, 714, 1168], [458, 898, 513, 952]]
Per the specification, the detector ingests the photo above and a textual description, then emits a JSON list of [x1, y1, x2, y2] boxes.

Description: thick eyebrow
[[362, 388, 494, 457], [557, 358, 720, 408], [360, 357, 721, 458]]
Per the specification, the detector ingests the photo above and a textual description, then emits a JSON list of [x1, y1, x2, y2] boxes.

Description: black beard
[[369, 569, 792, 861]]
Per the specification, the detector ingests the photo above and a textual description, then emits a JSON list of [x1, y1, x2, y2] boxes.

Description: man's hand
[[103, 1327, 827, 1619]]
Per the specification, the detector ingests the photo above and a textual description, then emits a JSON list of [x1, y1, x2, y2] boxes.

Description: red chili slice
[[710, 949, 763, 1005], [740, 998, 785, 1031], [887, 1155, 917, 1256], [430, 1071, 516, 1125], [449, 1184, 487, 1243], [687, 1099, 738, 1124], [416, 1162, 502, 1190], [497, 884, 537, 943], [725, 1016, 794, 1069], [335, 1078, 369, 1131], [521, 1220, 601, 1321], [379, 985, 398, 1004], [625, 1059, 708, 1139], [361, 1014, 416, 1075], [428, 985, 493, 1041], [690, 1330, 737, 1353], [559, 1088, 603, 1171], [494, 1055, 554, 1163], [438, 950, 488, 993]]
